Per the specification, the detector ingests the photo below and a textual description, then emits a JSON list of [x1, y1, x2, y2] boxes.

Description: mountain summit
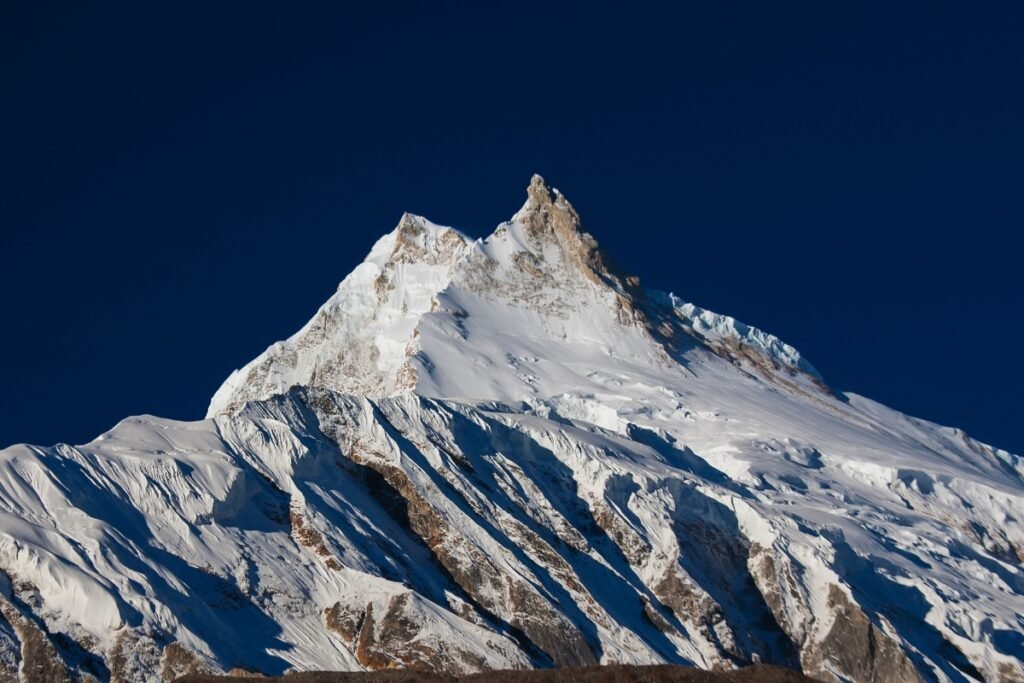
[[209, 174, 816, 416], [0, 177, 1021, 682]]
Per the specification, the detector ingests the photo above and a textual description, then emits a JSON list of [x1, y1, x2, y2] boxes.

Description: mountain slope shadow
[[829, 536, 984, 683], [663, 480, 801, 668], [39, 449, 293, 674], [434, 404, 702, 662]]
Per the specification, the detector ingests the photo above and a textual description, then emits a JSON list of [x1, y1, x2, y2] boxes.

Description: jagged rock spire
[[513, 173, 585, 246], [511, 174, 627, 291], [525, 173, 555, 206], [517, 174, 581, 231]]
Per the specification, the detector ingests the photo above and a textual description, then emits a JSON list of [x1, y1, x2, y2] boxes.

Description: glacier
[[0, 175, 1020, 682]]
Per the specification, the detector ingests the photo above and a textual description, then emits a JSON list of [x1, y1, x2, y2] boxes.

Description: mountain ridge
[[0, 176, 1020, 682], [208, 175, 820, 418]]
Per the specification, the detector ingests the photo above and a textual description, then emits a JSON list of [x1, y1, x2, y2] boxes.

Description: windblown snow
[[0, 176, 1020, 682]]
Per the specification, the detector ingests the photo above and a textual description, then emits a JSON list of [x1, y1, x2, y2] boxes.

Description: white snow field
[[0, 176, 1021, 682]]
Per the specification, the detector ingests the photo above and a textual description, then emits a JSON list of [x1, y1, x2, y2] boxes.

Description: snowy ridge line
[[0, 176, 1019, 682], [659, 293, 821, 380], [208, 175, 822, 418]]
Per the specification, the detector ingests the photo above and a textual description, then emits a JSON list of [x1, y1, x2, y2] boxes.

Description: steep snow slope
[[208, 212, 473, 414], [0, 176, 1021, 683]]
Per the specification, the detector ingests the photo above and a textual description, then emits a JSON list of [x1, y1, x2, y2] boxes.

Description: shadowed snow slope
[[0, 176, 1021, 682]]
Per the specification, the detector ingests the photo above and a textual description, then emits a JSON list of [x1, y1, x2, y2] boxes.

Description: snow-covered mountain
[[0, 176, 1021, 682]]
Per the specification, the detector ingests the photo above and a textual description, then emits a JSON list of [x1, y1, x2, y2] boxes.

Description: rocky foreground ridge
[[0, 177, 1020, 682], [178, 662, 814, 682]]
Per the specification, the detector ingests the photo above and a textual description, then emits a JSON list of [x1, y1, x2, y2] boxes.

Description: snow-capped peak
[[0, 175, 1020, 682], [209, 175, 818, 417], [206, 212, 472, 416], [368, 212, 472, 268]]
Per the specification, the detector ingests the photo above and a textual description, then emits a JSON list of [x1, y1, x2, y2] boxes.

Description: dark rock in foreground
[[177, 663, 815, 682]]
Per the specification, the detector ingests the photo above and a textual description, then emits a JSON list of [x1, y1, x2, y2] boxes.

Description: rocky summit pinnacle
[[0, 176, 1020, 682], [526, 172, 553, 202], [516, 173, 586, 243]]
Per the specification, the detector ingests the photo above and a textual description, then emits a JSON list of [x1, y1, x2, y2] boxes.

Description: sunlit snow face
[[208, 175, 818, 418], [2, 177, 1016, 682]]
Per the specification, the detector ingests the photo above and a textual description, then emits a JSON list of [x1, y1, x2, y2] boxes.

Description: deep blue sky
[[2, 3, 1021, 453]]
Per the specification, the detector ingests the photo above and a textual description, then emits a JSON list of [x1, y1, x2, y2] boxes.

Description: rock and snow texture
[[0, 176, 1021, 682]]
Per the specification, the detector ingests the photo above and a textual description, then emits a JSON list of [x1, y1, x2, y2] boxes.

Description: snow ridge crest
[[208, 175, 820, 416]]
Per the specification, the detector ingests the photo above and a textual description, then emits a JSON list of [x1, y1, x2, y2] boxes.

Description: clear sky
[[2, 2, 1021, 454]]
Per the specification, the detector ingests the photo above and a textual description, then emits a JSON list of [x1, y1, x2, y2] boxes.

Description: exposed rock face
[[160, 642, 212, 681], [0, 176, 1021, 681], [207, 214, 472, 415], [324, 603, 365, 645], [109, 630, 158, 683], [515, 175, 607, 287], [309, 393, 597, 669], [324, 590, 525, 676], [0, 594, 70, 683], [801, 586, 922, 683], [291, 510, 344, 571]]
